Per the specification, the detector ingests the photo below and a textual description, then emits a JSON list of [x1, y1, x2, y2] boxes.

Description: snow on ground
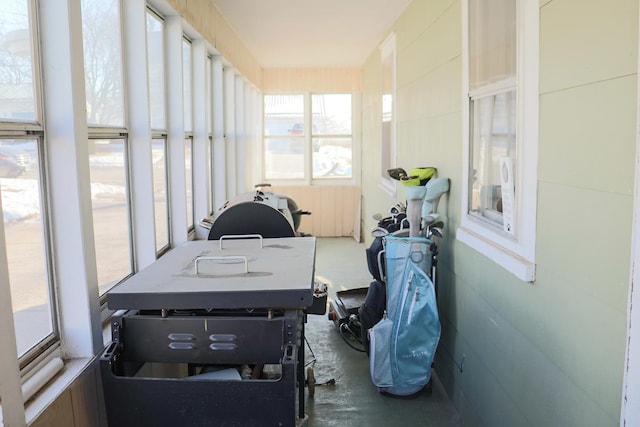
[[1, 154, 126, 222]]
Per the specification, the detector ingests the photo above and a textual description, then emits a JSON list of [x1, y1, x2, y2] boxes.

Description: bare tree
[[81, 0, 124, 127], [0, 5, 35, 121]]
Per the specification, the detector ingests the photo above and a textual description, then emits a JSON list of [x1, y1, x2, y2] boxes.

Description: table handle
[[195, 256, 249, 274], [219, 234, 264, 249]]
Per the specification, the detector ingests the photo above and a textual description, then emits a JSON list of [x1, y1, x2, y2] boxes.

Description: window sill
[[456, 227, 536, 282], [23, 357, 94, 424]]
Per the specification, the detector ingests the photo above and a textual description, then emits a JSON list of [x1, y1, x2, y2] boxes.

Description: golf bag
[[368, 235, 440, 396]]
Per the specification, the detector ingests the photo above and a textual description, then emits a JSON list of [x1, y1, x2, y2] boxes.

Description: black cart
[[100, 236, 316, 427]]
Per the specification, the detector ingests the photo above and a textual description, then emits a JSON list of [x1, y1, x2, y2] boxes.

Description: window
[[0, 1, 36, 122], [82, 0, 133, 295], [263, 93, 353, 182], [146, 10, 166, 131], [1, 139, 53, 359], [146, 9, 170, 253], [264, 94, 304, 180], [182, 38, 194, 229], [206, 56, 214, 215], [211, 56, 226, 211], [0, 0, 57, 363], [183, 38, 193, 134], [380, 33, 396, 195], [458, 0, 539, 281], [185, 137, 193, 229], [312, 94, 352, 179], [467, 0, 516, 232], [81, 0, 125, 127], [151, 138, 169, 251], [87, 138, 132, 296]]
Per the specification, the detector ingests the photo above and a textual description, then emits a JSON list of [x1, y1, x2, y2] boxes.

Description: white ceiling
[[211, 0, 413, 68]]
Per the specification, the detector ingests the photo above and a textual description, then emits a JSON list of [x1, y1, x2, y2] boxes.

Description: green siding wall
[[360, 0, 638, 426]]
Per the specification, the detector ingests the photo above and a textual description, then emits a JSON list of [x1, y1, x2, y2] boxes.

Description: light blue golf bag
[[369, 235, 440, 396]]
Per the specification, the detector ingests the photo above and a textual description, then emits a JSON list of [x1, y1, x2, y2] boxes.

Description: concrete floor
[[304, 237, 463, 427]]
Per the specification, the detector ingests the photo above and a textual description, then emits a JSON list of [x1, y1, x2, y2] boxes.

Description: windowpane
[[81, 0, 125, 127], [0, 0, 36, 122], [207, 137, 213, 214], [313, 137, 352, 178], [469, 0, 516, 89], [381, 36, 395, 184], [1, 139, 52, 357], [264, 137, 304, 179], [88, 139, 131, 295], [469, 90, 516, 233], [264, 95, 304, 135], [206, 58, 213, 214], [264, 94, 304, 180], [146, 11, 166, 131], [151, 138, 169, 252], [312, 94, 352, 135], [185, 138, 193, 228], [182, 40, 192, 133], [311, 94, 352, 179], [206, 57, 212, 135]]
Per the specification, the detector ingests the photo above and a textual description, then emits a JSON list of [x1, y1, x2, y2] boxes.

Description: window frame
[[87, 135, 135, 299], [206, 56, 214, 216], [0, 0, 59, 369], [146, 7, 167, 132], [211, 55, 226, 211], [457, 0, 539, 282], [81, 0, 135, 296], [182, 37, 195, 232], [146, 7, 171, 255], [1, 133, 59, 367], [379, 32, 397, 196], [262, 92, 357, 186], [311, 93, 354, 181]]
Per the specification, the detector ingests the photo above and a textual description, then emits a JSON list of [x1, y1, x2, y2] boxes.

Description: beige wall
[[165, 0, 263, 86], [360, 0, 638, 426], [270, 186, 361, 238], [162, 0, 365, 94], [262, 68, 361, 92]]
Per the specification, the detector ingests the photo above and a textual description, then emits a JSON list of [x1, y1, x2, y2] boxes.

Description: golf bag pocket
[[391, 264, 440, 386], [369, 317, 393, 388]]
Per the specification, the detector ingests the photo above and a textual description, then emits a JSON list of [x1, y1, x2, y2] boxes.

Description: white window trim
[[458, 0, 539, 282], [224, 66, 237, 199], [211, 56, 227, 211], [379, 32, 397, 197], [234, 75, 246, 192], [165, 16, 189, 245]]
